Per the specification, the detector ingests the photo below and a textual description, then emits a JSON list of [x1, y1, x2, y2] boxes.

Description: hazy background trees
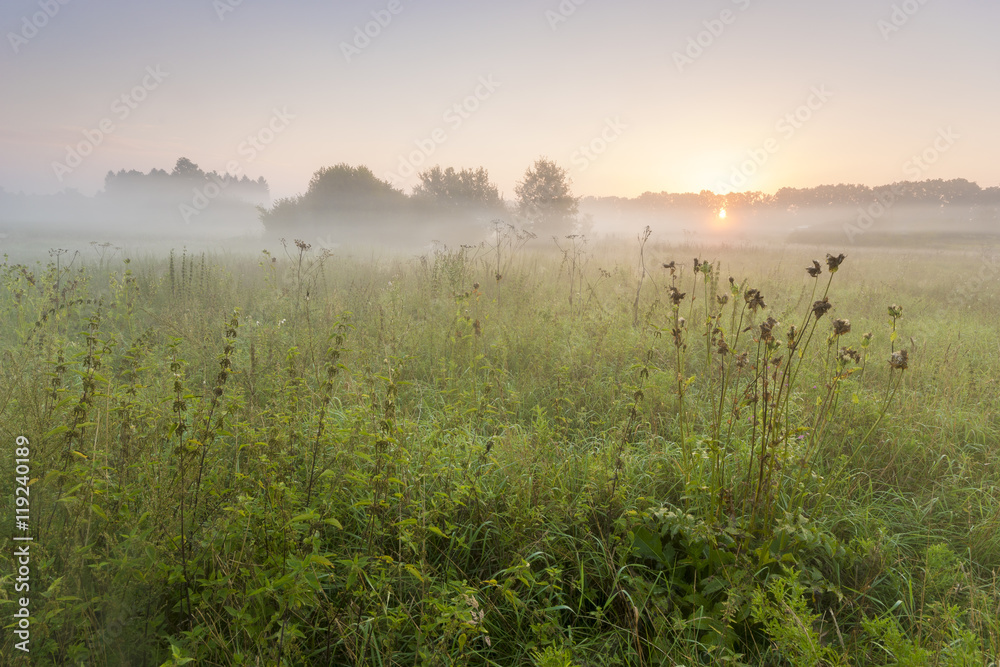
[[514, 158, 581, 237]]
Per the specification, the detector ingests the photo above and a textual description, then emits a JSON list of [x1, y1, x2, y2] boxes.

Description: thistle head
[[812, 297, 832, 319], [839, 346, 862, 364], [744, 288, 765, 311], [806, 260, 822, 278], [832, 318, 851, 336], [826, 253, 846, 273], [759, 316, 778, 342]]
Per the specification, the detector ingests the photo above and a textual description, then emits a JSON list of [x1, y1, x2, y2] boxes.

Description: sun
[[718, 208, 727, 219]]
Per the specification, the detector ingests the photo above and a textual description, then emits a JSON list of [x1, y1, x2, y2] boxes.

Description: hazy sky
[[1, 0, 997, 201]]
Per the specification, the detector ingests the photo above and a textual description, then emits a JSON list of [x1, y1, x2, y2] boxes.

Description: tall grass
[[0, 239, 997, 665]]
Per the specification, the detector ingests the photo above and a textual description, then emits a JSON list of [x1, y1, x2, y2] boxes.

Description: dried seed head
[[812, 297, 832, 319], [839, 346, 861, 364], [786, 325, 798, 350], [663, 261, 676, 274], [716, 294, 729, 307], [806, 260, 822, 278], [744, 288, 766, 311], [693, 258, 701, 273], [889, 349, 908, 370], [832, 318, 851, 336], [760, 316, 778, 341], [888, 304, 903, 319], [473, 319, 482, 336], [826, 253, 846, 273], [473, 282, 480, 290], [717, 339, 730, 355], [669, 286, 686, 305], [735, 352, 749, 368]]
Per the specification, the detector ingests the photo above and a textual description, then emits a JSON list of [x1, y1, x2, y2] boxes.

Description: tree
[[302, 163, 405, 213], [514, 158, 579, 236], [171, 157, 205, 180], [412, 166, 503, 210]]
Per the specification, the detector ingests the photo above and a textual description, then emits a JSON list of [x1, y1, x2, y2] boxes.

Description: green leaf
[[308, 554, 334, 568], [632, 526, 666, 565]]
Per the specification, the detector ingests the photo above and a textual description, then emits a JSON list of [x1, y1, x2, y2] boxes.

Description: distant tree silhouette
[[259, 164, 407, 232], [514, 158, 579, 236], [171, 157, 205, 180], [412, 166, 503, 211]]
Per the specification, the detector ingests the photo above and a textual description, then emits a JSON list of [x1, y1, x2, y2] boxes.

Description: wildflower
[[832, 318, 851, 336], [889, 350, 908, 370], [812, 297, 832, 319], [861, 332, 873, 348], [806, 260, 822, 277], [744, 288, 765, 311], [826, 253, 846, 272], [294, 239, 312, 251], [888, 304, 903, 319]]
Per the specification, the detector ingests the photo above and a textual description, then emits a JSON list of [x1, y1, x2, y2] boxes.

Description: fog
[[2, 160, 998, 264]]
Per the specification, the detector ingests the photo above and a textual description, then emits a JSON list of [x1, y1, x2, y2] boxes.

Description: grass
[[0, 236, 998, 666]]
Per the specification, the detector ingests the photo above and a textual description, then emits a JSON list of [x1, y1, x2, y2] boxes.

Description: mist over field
[[2, 1, 999, 665]]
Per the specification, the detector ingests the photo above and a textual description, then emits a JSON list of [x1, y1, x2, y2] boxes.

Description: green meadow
[[1, 234, 998, 666]]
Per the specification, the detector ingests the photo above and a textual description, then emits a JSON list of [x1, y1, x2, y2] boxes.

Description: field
[[1, 234, 999, 666]]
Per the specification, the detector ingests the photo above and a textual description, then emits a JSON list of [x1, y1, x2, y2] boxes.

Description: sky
[[1, 0, 998, 202]]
